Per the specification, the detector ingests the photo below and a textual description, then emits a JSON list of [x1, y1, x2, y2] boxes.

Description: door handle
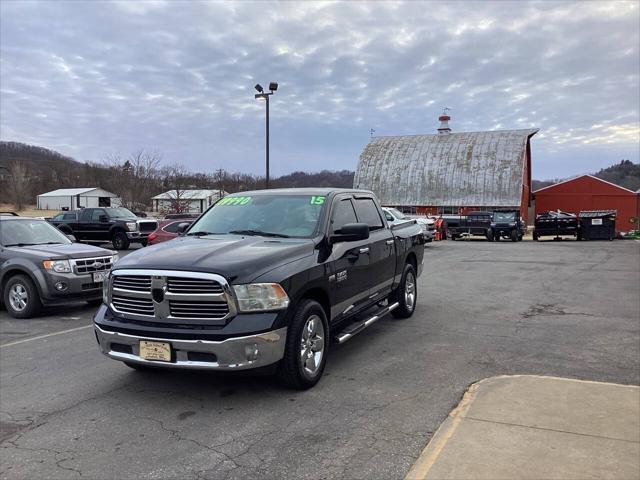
[[359, 247, 370, 254], [385, 239, 394, 245]]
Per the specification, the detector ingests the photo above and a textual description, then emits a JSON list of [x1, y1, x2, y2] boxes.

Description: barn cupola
[[437, 108, 451, 135]]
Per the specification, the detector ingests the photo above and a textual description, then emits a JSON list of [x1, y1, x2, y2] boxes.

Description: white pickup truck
[[382, 208, 435, 242]]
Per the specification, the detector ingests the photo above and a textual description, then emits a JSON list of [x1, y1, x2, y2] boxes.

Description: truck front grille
[[138, 221, 158, 233], [73, 256, 114, 274], [169, 300, 229, 319], [112, 294, 154, 316], [108, 270, 235, 324], [167, 277, 224, 294], [113, 275, 152, 292]]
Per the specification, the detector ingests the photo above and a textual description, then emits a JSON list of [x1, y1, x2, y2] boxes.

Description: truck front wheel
[[112, 231, 130, 250], [3, 274, 42, 319], [277, 299, 329, 390], [391, 263, 417, 319]]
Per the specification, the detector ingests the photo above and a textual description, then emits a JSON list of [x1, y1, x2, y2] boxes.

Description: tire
[[495, 233, 500, 242], [511, 230, 518, 242], [277, 299, 329, 390], [518, 235, 523, 242], [390, 263, 417, 319], [3, 274, 42, 319], [533, 231, 539, 241], [486, 230, 494, 242], [111, 231, 130, 250], [139, 239, 148, 247]]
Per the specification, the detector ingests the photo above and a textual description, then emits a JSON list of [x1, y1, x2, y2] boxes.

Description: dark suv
[[0, 215, 117, 318]]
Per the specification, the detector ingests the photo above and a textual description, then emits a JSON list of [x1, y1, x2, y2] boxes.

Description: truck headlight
[[126, 222, 138, 231], [43, 259, 71, 273], [233, 283, 290, 312]]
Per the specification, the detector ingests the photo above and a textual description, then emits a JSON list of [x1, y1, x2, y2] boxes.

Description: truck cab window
[[354, 198, 384, 230], [331, 199, 357, 233]]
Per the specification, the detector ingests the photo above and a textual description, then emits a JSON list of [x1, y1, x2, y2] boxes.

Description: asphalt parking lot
[[1, 240, 639, 479]]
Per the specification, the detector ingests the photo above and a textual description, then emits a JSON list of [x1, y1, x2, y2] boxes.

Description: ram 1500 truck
[[94, 188, 425, 389], [49, 207, 158, 250]]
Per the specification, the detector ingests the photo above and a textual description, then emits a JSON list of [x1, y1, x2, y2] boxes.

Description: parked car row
[[444, 210, 526, 242]]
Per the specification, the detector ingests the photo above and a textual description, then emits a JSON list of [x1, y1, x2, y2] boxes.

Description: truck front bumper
[[94, 324, 287, 371]]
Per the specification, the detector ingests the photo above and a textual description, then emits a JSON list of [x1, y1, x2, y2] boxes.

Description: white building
[[151, 189, 227, 213], [37, 188, 122, 211]]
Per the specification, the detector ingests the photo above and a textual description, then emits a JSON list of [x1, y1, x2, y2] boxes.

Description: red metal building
[[533, 175, 640, 233]]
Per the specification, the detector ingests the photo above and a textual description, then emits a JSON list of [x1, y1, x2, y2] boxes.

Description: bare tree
[[161, 163, 192, 214], [8, 161, 29, 210], [102, 150, 163, 210]]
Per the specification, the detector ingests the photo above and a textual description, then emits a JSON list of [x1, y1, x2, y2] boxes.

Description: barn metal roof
[[353, 129, 538, 206], [38, 187, 99, 197], [152, 189, 228, 200]]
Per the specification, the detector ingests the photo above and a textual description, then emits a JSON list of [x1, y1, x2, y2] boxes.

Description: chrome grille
[[112, 294, 154, 316], [167, 277, 223, 294], [112, 275, 152, 292], [73, 256, 114, 274], [169, 300, 229, 319], [108, 270, 235, 324]]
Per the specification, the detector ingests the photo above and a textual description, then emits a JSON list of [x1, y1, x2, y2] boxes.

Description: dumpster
[[533, 210, 579, 240], [578, 210, 616, 240]]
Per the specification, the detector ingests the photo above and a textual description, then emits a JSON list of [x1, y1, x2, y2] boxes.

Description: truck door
[[327, 196, 372, 322], [77, 208, 94, 241], [353, 197, 395, 300]]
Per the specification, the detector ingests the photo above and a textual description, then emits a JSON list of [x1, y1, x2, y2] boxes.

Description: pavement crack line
[[464, 416, 640, 444]]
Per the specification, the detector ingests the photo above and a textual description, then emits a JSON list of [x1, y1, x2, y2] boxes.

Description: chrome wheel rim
[[404, 271, 416, 311], [299, 314, 325, 377], [9, 283, 28, 312]]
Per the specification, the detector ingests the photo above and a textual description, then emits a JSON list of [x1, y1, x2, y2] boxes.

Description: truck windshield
[[107, 208, 135, 218], [493, 212, 516, 222], [189, 194, 327, 238], [1, 219, 72, 246]]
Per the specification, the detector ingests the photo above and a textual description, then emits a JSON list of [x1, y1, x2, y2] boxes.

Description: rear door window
[[331, 199, 357, 233], [354, 198, 384, 230]]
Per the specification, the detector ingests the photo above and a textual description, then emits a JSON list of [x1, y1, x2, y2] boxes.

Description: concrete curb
[[405, 375, 640, 480]]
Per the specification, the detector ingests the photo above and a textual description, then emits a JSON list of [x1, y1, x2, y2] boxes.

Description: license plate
[[93, 271, 108, 283], [139, 341, 171, 362]]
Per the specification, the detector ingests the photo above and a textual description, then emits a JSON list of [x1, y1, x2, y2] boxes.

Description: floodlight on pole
[[253, 80, 278, 189]]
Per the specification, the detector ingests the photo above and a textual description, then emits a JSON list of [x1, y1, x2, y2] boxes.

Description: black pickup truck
[[445, 211, 493, 240], [49, 207, 158, 250], [94, 188, 425, 389]]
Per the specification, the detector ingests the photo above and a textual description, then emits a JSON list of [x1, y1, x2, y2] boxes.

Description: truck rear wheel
[[112, 231, 130, 250], [511, 230, 518, 242], [391, 263, 417, 319], [277, 299, 329, 390], [4, 274, 42, 319]]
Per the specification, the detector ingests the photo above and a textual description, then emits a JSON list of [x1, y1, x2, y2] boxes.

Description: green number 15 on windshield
[[310, 196, 325, 205]]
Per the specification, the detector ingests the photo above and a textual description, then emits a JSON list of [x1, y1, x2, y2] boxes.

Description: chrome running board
[[334, 302, 400, 344]]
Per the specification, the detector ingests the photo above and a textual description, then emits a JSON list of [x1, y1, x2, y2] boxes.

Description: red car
[[147, 219, 194, 245]]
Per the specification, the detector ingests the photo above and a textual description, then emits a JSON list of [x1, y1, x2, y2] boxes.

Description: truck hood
[[8, 243, 115, 260], [113, 235, 316, 283]]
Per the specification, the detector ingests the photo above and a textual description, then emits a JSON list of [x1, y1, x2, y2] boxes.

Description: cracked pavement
[[1, 240, 639, 479]]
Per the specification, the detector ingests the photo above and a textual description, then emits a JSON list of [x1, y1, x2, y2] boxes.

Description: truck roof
[[226, 187, 374, 196]]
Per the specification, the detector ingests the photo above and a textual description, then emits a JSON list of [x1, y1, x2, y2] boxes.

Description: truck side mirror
[[330, 223, 369, 243]]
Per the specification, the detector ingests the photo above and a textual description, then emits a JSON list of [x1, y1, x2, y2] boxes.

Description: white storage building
[[151, 189, 227, 213], [37, 188, 122, 211]]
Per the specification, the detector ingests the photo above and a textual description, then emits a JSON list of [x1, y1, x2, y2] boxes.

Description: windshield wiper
[[35, 242, 64, 245], [229, 229, 290, 238], [4, 243, 39, 247], [186, 231, 224, 236]]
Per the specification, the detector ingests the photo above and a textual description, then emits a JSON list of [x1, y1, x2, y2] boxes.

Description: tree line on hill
[[0, 141, 354, 210], [1, 141, 638, 211]]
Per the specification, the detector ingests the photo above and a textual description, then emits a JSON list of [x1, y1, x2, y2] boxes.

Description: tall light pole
[[254, 82, 278, 189]]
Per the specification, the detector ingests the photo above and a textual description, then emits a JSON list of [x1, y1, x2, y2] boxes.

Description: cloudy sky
[[1, 0, 638, 179]]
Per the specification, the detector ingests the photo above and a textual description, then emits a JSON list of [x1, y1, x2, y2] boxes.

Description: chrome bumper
[[94, 324, 287, 370]]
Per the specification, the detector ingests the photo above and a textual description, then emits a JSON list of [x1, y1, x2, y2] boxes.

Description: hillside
[[0, 141, 80, 170]]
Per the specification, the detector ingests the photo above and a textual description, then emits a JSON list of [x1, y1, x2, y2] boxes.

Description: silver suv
[[0, 214, 117, 318]]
